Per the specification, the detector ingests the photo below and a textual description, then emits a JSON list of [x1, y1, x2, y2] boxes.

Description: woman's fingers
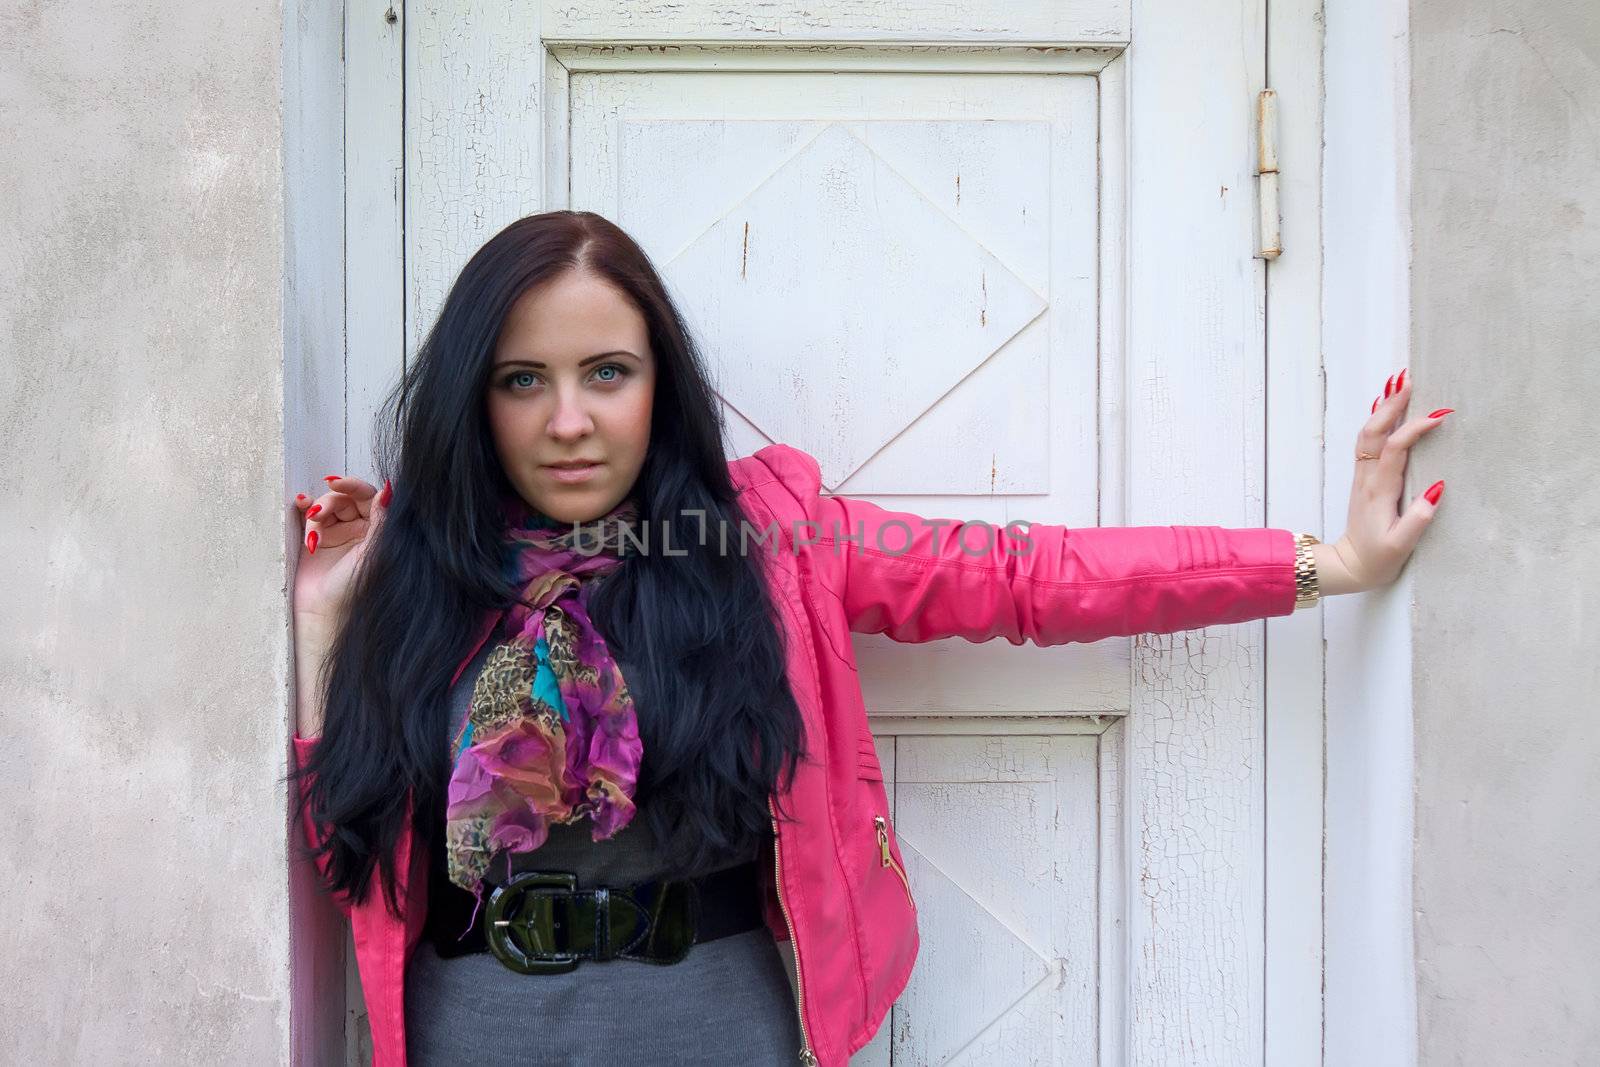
[[310, 516, 371, 551], [1355, 371, 1412, 458], [1337, 367, 1452, 590], [1355, 370, 1423, 500], [311, 490, 362, 523], [301, 495, 359, 554], [301, 493, 359, 550], [1389, 479, 1445, 554], [1368, 412, 1450, 504], [324, 475, 378, 515], [293, 475, 389, 554]]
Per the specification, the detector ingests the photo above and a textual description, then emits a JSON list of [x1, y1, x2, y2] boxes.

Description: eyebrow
[[494, 350, 641, 369]]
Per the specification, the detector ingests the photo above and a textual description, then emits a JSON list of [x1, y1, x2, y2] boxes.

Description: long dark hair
[[290, 210, 807, 918]]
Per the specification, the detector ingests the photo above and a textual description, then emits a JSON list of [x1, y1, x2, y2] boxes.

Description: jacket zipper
[[874, 815, 915, 905], [770, 799, 818, 1066]]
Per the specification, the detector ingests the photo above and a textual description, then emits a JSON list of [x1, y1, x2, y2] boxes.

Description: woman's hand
[[1321, 368, 1453, 595], [292, 474, 391, 626], [290, 474, 390, 738]]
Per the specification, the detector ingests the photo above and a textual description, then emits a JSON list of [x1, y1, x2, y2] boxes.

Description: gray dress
[[404, 636, 804, 1066]]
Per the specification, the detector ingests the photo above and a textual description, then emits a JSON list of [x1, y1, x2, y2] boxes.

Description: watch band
[[1293, 532, 1321, 610]]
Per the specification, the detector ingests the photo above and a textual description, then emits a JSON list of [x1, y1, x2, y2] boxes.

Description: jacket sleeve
[[292, 733, 353, 916], [752, 445, 1298, 645]]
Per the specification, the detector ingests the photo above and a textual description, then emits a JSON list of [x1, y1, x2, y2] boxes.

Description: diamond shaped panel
[[663, 123, 1046, 488]]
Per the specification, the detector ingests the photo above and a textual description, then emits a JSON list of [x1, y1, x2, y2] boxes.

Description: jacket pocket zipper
[[873, 814, 915, 906], [770, 798, 818, 1066]]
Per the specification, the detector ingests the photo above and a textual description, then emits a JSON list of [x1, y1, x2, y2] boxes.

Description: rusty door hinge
[[1256, 89, 1282, 260]]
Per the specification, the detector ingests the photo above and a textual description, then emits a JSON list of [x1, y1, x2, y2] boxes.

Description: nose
[[545, 385, 594, 442]]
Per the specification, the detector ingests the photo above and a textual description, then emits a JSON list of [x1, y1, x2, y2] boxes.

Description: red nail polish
[[1427, 408, 1454, 419], [1384, 374, 1396, 397], [295, 493, 307, 502], [1396, 369, 1406, 391], [1371, 397, 1380, 413], [378, 478, 393, 507], [307, 530, 319, 554], [1424, 480, 1445, 505], [324, 475, 340, 484], [307, 504, 322, 518]]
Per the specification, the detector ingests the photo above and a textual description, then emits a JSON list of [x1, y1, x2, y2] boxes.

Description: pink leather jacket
[[292, 443, 1298, 1066]]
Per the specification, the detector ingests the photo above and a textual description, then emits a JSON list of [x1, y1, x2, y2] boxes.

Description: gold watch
[[1293, 532, 1321, 610]]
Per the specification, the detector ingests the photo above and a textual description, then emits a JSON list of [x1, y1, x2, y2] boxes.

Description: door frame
[[284, 2, 1345, 1061], [1263, 0, 1328, 1063]]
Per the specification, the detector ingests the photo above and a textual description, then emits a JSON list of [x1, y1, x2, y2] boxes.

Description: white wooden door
[[336, 1, 1326, 1062], [565, 49, 1112, 1066]]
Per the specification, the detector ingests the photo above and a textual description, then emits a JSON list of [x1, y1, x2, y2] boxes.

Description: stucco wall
[[1409, 1, 1600, 1062], [0, 2, 291, 1062]]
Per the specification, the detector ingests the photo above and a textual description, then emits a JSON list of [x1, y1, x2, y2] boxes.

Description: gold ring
[[1356, 450, 1380, 461]]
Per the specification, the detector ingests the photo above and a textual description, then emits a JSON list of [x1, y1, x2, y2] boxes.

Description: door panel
[[568, 67, 1098, 510], [893, 732, 1104, 1064]]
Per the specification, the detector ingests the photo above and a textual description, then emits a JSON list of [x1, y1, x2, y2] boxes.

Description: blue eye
[[593, 364, 627, 383], [505, 371, 538, 390]]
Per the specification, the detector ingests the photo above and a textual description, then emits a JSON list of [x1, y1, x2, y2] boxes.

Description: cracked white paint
[[406, 3, 547, 362], [542, 0, 1130, 42], [1130, 629, 1265, 1064]]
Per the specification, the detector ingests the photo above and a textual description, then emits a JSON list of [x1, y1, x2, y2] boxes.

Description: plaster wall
[[0, 2, 292, 1061], [1407, 0, 1600, 1061]]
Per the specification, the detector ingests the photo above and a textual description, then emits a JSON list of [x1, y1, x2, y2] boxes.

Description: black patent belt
[[424, 860, 765, 974]]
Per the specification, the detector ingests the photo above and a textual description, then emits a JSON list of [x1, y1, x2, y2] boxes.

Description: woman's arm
[[742, 443, 1306, 644], [751, 359, 1449, 645], [293, 613, 335, 740], [1314, 542, 1361, 597], [288, 636, 350, 914], [290, 472, 389, 740], [289, 607, 346, 909], [808, 490, 1308, 645]]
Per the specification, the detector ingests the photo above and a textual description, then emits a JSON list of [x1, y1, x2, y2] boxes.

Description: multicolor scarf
[[443, 494, 643, 907]]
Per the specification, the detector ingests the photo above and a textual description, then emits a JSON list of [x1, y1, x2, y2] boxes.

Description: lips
[[542, 461, 603, 484]]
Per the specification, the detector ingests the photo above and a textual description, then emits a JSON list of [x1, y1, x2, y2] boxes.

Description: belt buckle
[[485, 871, 582, 975]]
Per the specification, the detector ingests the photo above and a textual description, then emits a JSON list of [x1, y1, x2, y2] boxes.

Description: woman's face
[[485, 268, 656, 524]]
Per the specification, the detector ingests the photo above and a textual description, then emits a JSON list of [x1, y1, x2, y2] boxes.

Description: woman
[[289, 210, 1450, 1067]]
